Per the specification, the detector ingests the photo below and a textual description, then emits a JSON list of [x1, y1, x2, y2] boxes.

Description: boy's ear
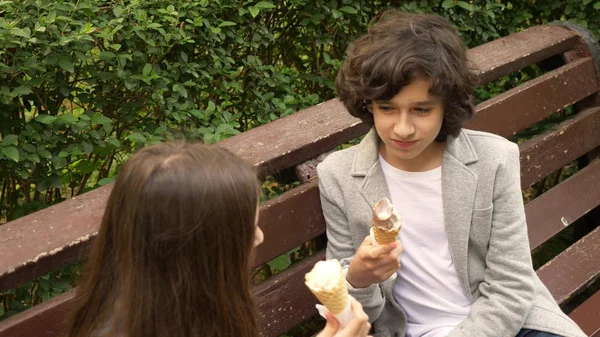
[[364, 100, 373, 113]]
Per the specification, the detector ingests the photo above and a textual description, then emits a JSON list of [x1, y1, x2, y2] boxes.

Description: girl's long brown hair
[[67, 143, 260, 337]]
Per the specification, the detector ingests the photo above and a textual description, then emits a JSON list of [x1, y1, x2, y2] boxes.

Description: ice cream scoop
[[372, 197, 402, 230], [371, 197, 402, 245], [305, 260, 349, 315]]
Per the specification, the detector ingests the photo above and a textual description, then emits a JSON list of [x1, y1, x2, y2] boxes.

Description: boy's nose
[[394, 117, 415, 138]]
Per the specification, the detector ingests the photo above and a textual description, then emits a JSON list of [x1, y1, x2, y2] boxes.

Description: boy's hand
[[346, 236, 402, 288]]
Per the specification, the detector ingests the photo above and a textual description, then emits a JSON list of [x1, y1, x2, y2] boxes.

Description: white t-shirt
[[379, 155, 472, 337]]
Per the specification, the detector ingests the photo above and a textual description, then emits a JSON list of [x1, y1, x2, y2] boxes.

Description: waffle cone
[[371, 223, 400, 244], [306, 275, 348, 315]]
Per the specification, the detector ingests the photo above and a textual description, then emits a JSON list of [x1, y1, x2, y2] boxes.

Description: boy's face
[[370, 77, 445, 172]]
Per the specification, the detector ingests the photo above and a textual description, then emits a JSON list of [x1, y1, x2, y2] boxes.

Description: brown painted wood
[[537, 226, 600, 305], [0, 290, 74, 337], [0, 24, 588, 294], [519, 107, 600, 189], [254, 250, 325, 337], [467, 58, 599, 138], [0, 185, 112, 293], [526, 159, 600, 251], [468, 24, 579, 85], [295, 151, 333, 184], [217, 99, 371, 178], [253, 180, 323, 267], [569, 290, 600, 337]]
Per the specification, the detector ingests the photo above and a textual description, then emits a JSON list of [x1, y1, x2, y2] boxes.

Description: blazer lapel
[[442, 131, 478, 298], [352, 129, 393, 209]]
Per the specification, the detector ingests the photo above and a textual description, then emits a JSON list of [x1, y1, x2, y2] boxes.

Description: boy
[[317, 10, 586, 337]]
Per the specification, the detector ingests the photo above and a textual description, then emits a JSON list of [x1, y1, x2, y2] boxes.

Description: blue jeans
[[516, 329, 563, 337]]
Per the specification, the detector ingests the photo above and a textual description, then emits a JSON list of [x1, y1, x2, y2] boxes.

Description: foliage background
[[1, 0, 599, 330]]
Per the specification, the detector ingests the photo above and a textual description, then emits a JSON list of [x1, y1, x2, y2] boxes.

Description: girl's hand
[[316, 297, 372, 337]]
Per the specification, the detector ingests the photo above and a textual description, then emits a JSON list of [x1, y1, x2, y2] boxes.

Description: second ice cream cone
[[308, 275, 348, 314], [305, 260, 349, 315]]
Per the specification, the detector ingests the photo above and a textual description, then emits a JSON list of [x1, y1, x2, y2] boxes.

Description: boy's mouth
[[392, 139, 418, 149]]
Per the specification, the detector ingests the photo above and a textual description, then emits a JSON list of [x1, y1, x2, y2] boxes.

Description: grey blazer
[[317, 128, 585, 337]]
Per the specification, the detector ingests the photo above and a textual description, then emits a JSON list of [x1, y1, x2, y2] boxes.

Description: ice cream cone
[[371, 223, 400, 244], [305, 260, 349, 315]]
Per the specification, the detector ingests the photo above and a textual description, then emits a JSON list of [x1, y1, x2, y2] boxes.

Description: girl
[[67, 142, 370, 337]]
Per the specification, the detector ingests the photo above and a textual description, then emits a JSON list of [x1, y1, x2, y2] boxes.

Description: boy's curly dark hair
[[336, 10, 478, 141]]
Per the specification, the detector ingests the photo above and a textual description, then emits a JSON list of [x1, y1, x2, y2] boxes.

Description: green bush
[[1, 0, 600, 322], [1, 0, 600, 221]]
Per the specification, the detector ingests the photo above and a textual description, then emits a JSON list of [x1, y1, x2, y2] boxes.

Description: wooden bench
[[1, 22, 600, 337]]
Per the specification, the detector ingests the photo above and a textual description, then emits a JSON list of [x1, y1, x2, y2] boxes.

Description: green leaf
[[2, 134, 18, 146], [219, 21, 237, 27], [58, 57, 74, 73], [267, 254, 290, 271], [38, 148, 52, 159], [142, 63, 153, 77], [81, 141, 93, 153], [97, 177, 115, 186], [52, 156, 67, 169], [457, 1, 472, 11], [35, 114, 57, 124], [57, 114, 78, 124], [442, 0, 456, 8], [24, 153, 40, 164], [594, 2, 600, 9], [127, 133, 146, 143], [2, 147, 19, 162], [74, 160, 95, 174], [23, 144, 36, 153], [248, 6, 260, 17], [339, 6, 358, 14], [92, 113, 112, 125], [11, 86, 32, 96], [11, 27, 31, 38], [99, 52, 117, 61], [332, 9, 343, 19], [255, 1, 276, 9], [113, 6, 125, 17], [18, 169, 30, 179], [107, 138, 121, 147]]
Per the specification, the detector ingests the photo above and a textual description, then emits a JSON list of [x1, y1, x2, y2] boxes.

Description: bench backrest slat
[[254, 180, 322, 267], [568, 291, 600, 336], [520, 106, 600, 189], [537, 226, 600, 304], [0, 185, 112, 293], [526, 157, 600, 250], [467, 57, 599, 138], [254, 251, 324, 337], [0, 290, 75, 337], [467, 25, 579, 84]]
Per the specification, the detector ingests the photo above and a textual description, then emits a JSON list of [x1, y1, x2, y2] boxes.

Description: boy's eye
[[378, 105, 394, 111], [414, 107, 432, 114]]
